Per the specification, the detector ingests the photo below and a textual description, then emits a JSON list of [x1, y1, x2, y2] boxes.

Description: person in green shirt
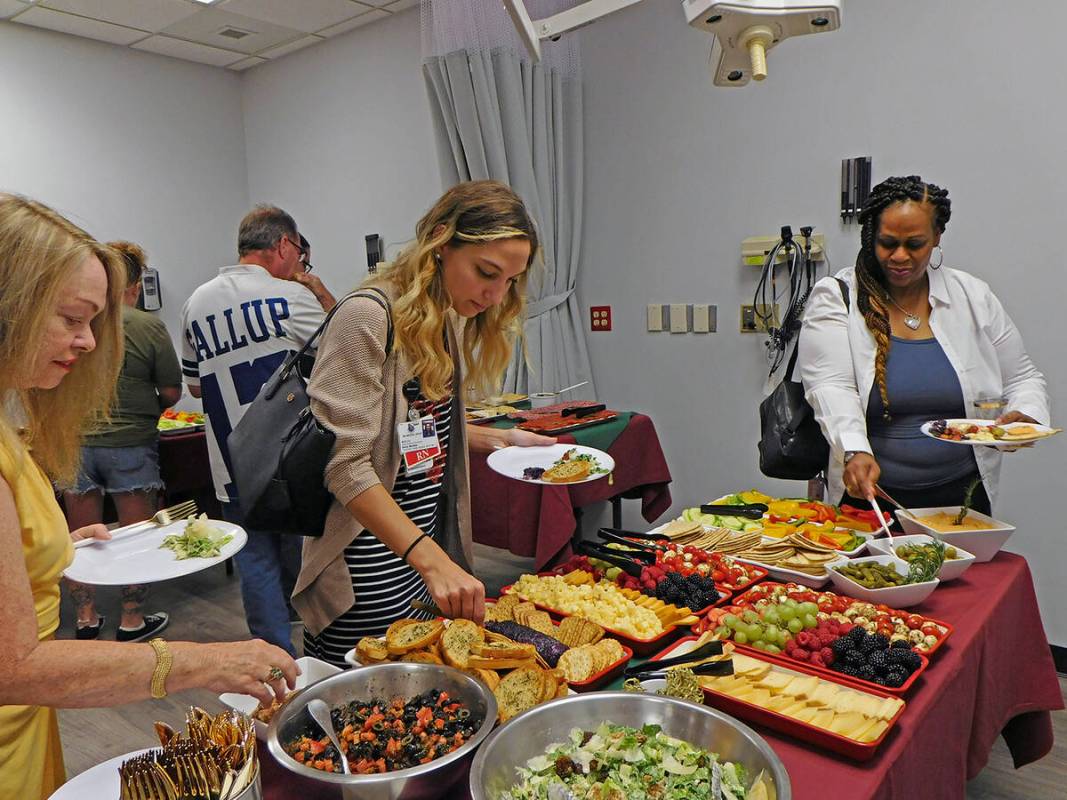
[[62, 241, 182, 642]]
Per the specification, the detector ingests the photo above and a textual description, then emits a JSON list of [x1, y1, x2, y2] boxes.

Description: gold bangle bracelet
[[148, 637, 173, 699]]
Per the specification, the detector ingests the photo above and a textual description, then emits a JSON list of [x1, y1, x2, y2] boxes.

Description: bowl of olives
[[868, 534, 976, 581], [828, 554, 939, 608]]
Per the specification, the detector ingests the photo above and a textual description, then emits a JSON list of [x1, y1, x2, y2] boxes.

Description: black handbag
[[227, 288, 393, 535], [758, 278, 849, 480]]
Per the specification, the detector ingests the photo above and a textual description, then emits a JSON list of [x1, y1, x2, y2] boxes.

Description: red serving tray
[[651, 636, 907, 761], [547, 566, 734, 619], [716, 563, 769, 593], [516, 410, 619, 435], [499, 581, 686, 657], [729, 581, 955, 659], [484, 598, 633, 688]]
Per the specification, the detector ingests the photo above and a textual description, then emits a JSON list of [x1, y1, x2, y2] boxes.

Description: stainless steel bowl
[[469, 692, 790, 800], [267, 662, 497, 800]]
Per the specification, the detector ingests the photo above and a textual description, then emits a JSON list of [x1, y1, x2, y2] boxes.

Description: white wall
[[241, 8, 440, 298], [579, 0, 1067, 643], [0, 21, 249, 345]]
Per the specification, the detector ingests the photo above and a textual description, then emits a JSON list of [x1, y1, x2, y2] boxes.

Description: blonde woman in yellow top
[[0, 195, 299, 799]]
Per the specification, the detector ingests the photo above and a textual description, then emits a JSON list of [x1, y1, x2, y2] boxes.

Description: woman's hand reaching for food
[[194, 640, 299, 707], [70, 523, 111, 543], [843, 452, 880, 501]]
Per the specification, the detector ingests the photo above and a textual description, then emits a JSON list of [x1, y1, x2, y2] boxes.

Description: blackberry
[[872, 676, 889, 687], [867, 651, 889, 671], [867, 634, 891, 651], [901, 652, 923, 673], [885, 668, 908, 688], [831, 638, 853, 657], [858, 636, 883, 654], [844, 650, 867, 667], [857, 664, 877, 682], [847, 626, 867, 644], [837, 665, 862, 678], [885, 649, 910, 666], [890, 639, 911, 649]]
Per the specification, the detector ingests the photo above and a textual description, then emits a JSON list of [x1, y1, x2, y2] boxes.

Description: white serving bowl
[[896, 507, 1016, 563], [868, 534, 976, 581], [220, 656, 343, 740], [827, 553, 939, 608]]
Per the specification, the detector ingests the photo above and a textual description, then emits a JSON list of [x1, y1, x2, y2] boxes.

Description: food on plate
[[465, 405, 518, 421], [482, 620, 570, 667], [825, 628, 923, 688], [833, 562, 908, 588], [253, 692, 291, 723], [541, 458, 591, 483], [471, 393, 527, 407], [914, 511, 998, 532], [439, 618, 485, 668], [500, 721, 759, 800], [494, 666, 567, 723], [727, 582, 950, 654], [928, 418, 1060, 443], [507, 574, 664, 639], [556, 638, 626, 683], [699, 653, 903, 743], [284, 689, 481, 773], [709, 601, 822, 655], [385, 618, 446, 656], [159, 514, 233, 560], [356, 636, 390, 664], [896, 542, 959, 562]]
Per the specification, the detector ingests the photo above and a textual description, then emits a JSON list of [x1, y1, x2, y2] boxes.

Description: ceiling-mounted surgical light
[[502, 0, 841, 86]]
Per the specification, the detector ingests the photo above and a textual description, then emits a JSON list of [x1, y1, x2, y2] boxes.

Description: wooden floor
[[56, 543, 1066, 798]]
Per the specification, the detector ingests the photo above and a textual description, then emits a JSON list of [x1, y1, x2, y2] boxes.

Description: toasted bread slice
[[356, 636, 390, 664], [440, 619, 485, 669], [494, 667, 547, 723], [385, 619, 445, 656], [541, 459, 592, 484], [476, 669, 501, 691], [473, 641, 538, 660], [467, 655, 539, 670], [401, 649, 443, 665]]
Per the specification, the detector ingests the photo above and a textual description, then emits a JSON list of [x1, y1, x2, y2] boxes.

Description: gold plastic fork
[[73, 499, 200, 549]]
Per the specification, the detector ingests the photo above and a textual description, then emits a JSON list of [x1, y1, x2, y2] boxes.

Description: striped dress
[[304, 386, 452, 667]]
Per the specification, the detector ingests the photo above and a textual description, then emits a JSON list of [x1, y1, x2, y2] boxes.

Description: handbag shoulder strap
[[784, 276, 850, 381]]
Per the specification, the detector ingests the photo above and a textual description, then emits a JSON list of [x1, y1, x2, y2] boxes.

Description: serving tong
[[574, 541, 650, 577], [560, 403, 606, 419], [624, 640, 733, 679], [595, 527, 666, 552], [698, 502, 768, 520]]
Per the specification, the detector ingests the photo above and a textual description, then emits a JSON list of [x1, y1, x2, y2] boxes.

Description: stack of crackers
[[485, 593, 555, 633]]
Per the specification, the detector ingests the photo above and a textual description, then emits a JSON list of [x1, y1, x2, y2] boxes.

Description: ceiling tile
[[15, 6, 146, 45], [217, 0, 369, 34], [132, 33, 244, 66], [384, 0, 417, 11], [160, 7, 301, 55], [259, 34, 324, 59], [39, 0, 197, 33], [0, 0, 29, 20], [227, 55, 266, 71], [316, 9, 388, 37]]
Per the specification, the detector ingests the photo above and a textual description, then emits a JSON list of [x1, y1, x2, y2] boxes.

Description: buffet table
[[256, 552, 1060, 800], [470, 412, 673, 570]]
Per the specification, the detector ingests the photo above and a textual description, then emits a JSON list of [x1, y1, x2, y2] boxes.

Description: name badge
[[398, 415, 441, 475]]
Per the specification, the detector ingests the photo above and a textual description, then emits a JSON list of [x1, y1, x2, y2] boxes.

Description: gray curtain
[[423, 48, 594, 400]]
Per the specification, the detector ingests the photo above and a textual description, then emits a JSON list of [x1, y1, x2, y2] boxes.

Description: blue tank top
[[867, 336, 977, 489]]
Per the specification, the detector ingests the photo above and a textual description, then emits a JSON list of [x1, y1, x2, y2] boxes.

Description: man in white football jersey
[[180, 206, 335, 654]]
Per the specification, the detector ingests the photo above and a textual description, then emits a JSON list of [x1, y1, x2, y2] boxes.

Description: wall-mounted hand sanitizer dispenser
[[141, 267, 162, 311]]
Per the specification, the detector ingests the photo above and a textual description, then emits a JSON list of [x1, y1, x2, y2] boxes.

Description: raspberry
[[819, 647, 835, 664], [818, 633, 837, 648], [839, 622, 855, 635], [784, 639, 796, 653], [810, 653, 826, 667], [793, 648, 810, 661]]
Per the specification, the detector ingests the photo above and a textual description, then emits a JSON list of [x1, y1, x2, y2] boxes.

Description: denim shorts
[[72, 442, 164, 495]]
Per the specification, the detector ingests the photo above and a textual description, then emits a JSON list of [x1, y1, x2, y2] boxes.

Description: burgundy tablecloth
[[761, 552, 1062, 800], [470, 413, 673, 570]]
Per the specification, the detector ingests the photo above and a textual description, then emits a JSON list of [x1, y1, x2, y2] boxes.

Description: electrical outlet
[[669, 304, 689, 333], [740, 303, 779, 332], [647, 304, 666, 332], [590, 305, 612, 331], [693, 304, 717, 333]]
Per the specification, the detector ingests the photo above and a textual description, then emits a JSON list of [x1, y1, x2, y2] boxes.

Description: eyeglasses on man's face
[[283, 236, 312, 272]]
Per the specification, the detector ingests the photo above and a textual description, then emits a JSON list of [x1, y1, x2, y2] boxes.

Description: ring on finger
[[264, 665, 285, 683]]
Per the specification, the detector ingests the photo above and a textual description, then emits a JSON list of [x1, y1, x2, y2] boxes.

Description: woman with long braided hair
[[798, 175, 1048, 515]]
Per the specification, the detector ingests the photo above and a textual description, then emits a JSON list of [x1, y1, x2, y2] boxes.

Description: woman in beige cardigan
[[295, 181, 554, 666]]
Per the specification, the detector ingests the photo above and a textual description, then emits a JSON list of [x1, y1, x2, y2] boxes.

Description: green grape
[[765, 625, 781, 643], [787, 618, 803, 634], [799, 602, 819, 616], [742, 610, 760, 624], [783, 598, 798, 607], [765, 644, 781, 655], [733, 631, 749, 644], [802, 613, 818, 629], [746, 624, 764, 641], [763, 608, 781, 626], [777, 605, 796, 622], [723, 614, 740, 629], [604, 567, 622, 581], [714, 626, 730, 639], [752, 640, 767, 650]]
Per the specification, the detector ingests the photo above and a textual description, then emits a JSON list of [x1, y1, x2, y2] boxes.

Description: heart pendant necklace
[[887, 295, 922, 330]]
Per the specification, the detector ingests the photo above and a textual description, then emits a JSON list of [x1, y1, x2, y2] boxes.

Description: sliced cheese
[[792, 706, 819, 724], [810, 709, 836, 730], [858, 719, 889, 743], [827, 711, 867, 737], [787, 675, 821, 700]]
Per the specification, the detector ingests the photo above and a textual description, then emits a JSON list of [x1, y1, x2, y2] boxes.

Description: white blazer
[[796, 265, 1049, 508]]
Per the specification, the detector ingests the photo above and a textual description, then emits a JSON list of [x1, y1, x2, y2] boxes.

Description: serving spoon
[[307, 698, 351, 775]]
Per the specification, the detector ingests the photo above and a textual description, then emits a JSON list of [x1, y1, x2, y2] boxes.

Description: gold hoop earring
[[930, 245, 943, 270]]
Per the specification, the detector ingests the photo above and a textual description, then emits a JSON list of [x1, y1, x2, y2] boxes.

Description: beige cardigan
[[292, 284, 473, 635]]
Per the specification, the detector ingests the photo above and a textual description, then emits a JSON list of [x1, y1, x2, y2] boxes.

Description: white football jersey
[[180, 264, 326, 502]]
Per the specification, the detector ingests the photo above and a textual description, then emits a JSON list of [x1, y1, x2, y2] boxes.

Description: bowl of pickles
[[828, 554, 939, 608], [868, 535, 975, 582]]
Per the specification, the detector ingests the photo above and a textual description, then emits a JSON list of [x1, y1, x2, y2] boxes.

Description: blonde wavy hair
[[371, 181, 539, 400], [0, 195, 126, 484]]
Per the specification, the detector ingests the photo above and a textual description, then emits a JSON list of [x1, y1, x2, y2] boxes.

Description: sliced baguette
[[542, 459, 592, 484], [467, 655, 539, 670], [356, 636, 390, 664], [385, 619, 445, 656], [494, 667, 547, 723], [440, 618, 485, 669]]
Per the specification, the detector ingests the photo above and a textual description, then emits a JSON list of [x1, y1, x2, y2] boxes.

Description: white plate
[[48, 748, 154, 799], [220, 656, 343, 740], [486, 444, 615, 485], [759, 528, 873, 557], [896, 506, 1015, 563], [867, 534, 976, 581], [920, 418, 1060, 447], [827, 554, 939, 608], [64, 518, 246, 586]]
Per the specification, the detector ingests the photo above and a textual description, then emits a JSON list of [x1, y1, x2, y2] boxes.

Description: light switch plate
[[647, 304, 665, 332], [693, 304, 710, 333], [669, 304, 689, 333]]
